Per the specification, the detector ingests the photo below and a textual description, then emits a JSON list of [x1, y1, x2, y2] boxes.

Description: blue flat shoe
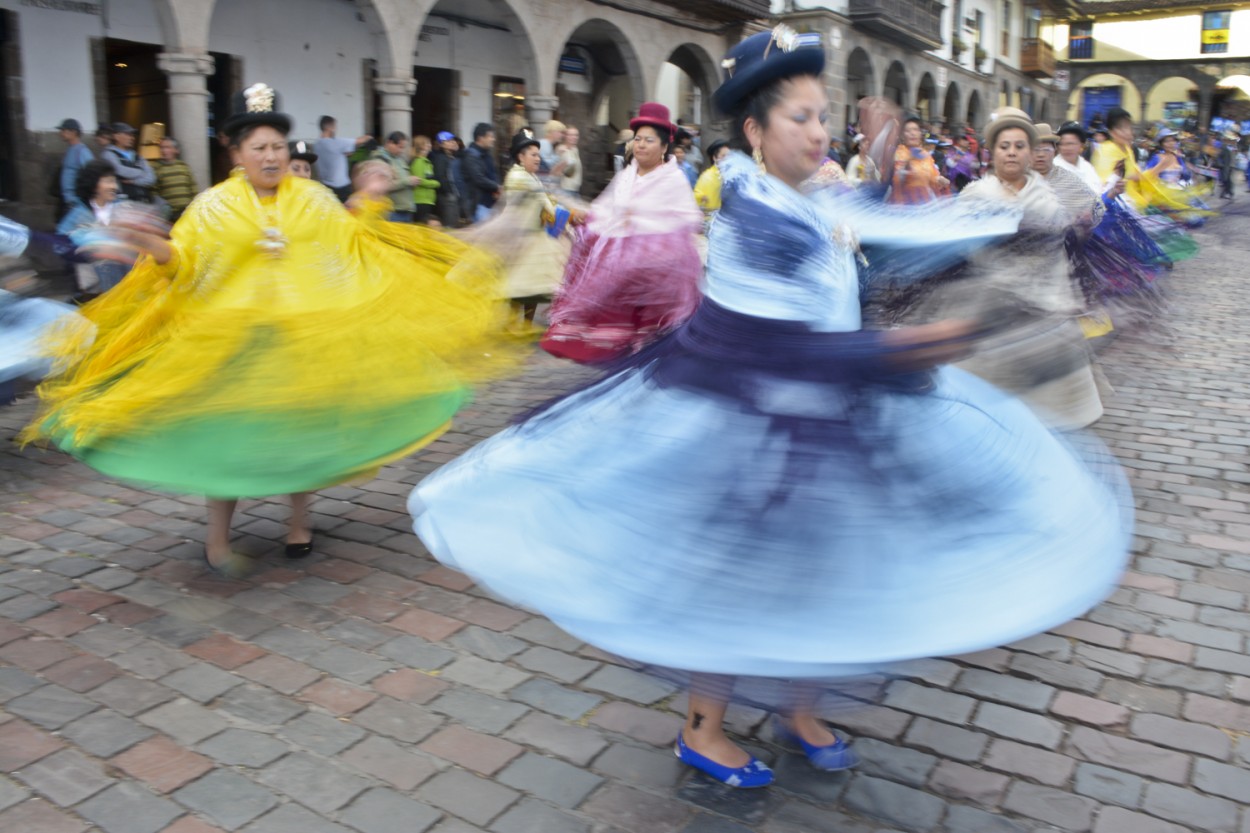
[[773, 717, 859, 772], [675, 732, 774, 788]]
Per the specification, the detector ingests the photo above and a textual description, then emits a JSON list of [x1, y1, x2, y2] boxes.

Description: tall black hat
[[222, 83, 292, 139], [510, 128, 540, 162], [288, 140, 318, 164]]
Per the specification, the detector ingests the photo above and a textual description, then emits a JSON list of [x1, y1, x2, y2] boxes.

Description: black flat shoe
[[284, 535, 315, 559]]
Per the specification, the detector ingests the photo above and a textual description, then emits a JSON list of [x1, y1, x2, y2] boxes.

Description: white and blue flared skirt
[[409, 306, 1132, 681]]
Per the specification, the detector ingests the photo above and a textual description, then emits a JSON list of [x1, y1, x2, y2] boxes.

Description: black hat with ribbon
[[222, 83, 292, 140], [713, 25, 825, 115]]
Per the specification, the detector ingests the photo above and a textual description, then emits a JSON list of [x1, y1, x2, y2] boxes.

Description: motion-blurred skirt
[[411, 303, 1132, 680]]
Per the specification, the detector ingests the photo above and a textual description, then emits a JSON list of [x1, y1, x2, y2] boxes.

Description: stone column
[[1197, 87, 1214, 131], [526, 95, 561, 138], [375, 76, 417, 139], [157, 52, 215, 189]]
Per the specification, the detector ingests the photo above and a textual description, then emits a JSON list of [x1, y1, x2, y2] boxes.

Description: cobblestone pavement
[[1, 207, 1249, 833]]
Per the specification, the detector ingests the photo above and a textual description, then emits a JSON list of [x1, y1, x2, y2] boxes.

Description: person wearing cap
[[409, 25, 1129, 793], [287, 140, 318, 179], [889, 115, 949, 204], [539, 101, 702, 363], [153, 137, 199, 222], [57, 118, 94, 216], [102, 122, 156, 202], [26, 82, 520, 580], [1032, 123, 1104, 232], [431, 131, 461, 227]]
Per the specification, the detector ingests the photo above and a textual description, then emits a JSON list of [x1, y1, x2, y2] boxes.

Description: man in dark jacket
[[462, 123, 500, 223], [103, 123, 156, 202], [432, 131, 461, 227]]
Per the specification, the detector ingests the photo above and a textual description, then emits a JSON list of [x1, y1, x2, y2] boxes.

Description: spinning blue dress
[[409, 152, 1132, 680]]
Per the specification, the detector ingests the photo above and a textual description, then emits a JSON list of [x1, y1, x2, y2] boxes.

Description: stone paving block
[[490, 798, 591, 833], [239, 803, 354, 833], [134, 614, 216, 648], [256, 751, 372, 813], [1142, 660, 1229, 696], [496, 751, 603, 807], [1192, 647, 1250, 676], [1099, 679, 1183, 717], [1142, 782, 1239, 833], [510, 678, 603, 720], [320, 619, 392, 650], [110, 641, 194, 680], [196, 728, 289, 767], [591, 742, 686, 789], [513, 646, 600, 685], [768, 751, 849, 804], [841, 774, 947, 832], [1130, 713, 1232, 758], [350, 697, 443, 743], [0, 636, 79, 671], [306, 645, 393, 685], [40, 654, 121, 693], [896, 717, 987, 763], [69, 623, 146, 657], [927, 760, 1010, 806], [940, 805, 1033, 833], [162, 816, 229, 833], [1009, 653, 1105, 694], [509, 618, 583, 652], [417, 769, 520, 827], [370, 668, 448, 704], [86, 675, 175, 716], [139, 698, 231, 746], [59, 709, 156, 757], [112, 735, 214, 793], [76, 781, 183, 833], [1067, 727, 1191, 784], [376, 635, 456, 670], [390, 608, 466, 641], [0, 798, 90, 833], [299, 677, 381, 715], [26, 606, 98, 636], [0, 666, 42, 701], [580, 782, 692, 833], [855, 738, 939, 787], [1050, 691, 1131, 729], [235, 655, 322, 694], [0, 719, 64, 771], [278, 710, 366, 755], [174, 769, 280, 831], [161, 662, 243, 702], [1091, 807, 1190, 833], [972, 702, 1064, 749], [589, 701, 683, 747], [1182, 693, 1250, 730], [982, 738, 1076, 787], [1002, 781, 1098, 832], [6, 684, 98, 729], [761, 800, 878, 833], [251, 625, 335, 661], [582, 666, 676, 706], [0, 776, 27, 812], [80, 567, 138, 591], [882, 681, 978, 723], [1073, 763, 1145, 809], [15, 746, 113, 807], [428, 688, 529, 734], [338, 787, 442, 833], [1191, 758, 1250, 802], [504, 712, 611, 766], [340, 735, 441, 791], [1074, 644, 1147, 677], [440, 656, 531, 695], [216, 685, 307, 727], [954, 669, 1056, 711], [447, 626, 528, 662], [420, 724, 525, 775], [677, 815, 754, 833]]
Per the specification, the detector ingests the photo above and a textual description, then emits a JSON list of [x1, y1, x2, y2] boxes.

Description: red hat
[[629, 102, 675, 142]]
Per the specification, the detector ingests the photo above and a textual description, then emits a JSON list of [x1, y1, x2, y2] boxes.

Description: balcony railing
[[1020, 37, 1056, 77], [848, 0, 944, 51], [653, 0, 770, 23]]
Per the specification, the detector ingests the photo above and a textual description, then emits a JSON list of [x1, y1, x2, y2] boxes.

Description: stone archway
[[1065, 73, 1142, 124], [967, 89, 983, 131], [944, 82, 962, 131], [1145, 76, 1198, 124], [846, 47, 875, 128], [916, 72, 938, 122], [661, 43, 720, 132], [555, 19, 646, 137], [884, 61, 909, 109]]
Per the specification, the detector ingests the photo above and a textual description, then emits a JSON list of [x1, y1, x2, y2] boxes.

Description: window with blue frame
[[1202, 10, 1231, 54], [1069, 20, 1093, 59]]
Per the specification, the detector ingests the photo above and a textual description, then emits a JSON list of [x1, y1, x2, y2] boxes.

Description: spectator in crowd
[[677, 129, 703, 168], [558, 126, 582, 198], [56, 159, 130, 296], [314, 115, 372, 201], [57, 118, 94, 216], [287, 141, 317, 180], [372, 131, 418, 222], [153, 137, 199, 222], [539, 120, 567, 181], [93, 123, 114, 153], [463, 123, 501, 223], [103, 123, 156, 202], [673, 144, 698, 187], [410, 135, 440, 224], [431, 131, 460, 227], [826, 136, 845, 166], [613, 128, 634, 173]]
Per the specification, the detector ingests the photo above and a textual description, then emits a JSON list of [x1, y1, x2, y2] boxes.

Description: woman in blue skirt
[[409, 27, 1132, 789]]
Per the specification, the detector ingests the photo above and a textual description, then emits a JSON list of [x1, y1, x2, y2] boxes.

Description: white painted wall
[[0, 0, 107, 130], [1055, 11, 1250, 61]]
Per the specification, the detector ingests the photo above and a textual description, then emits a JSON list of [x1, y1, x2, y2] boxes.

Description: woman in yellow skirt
[[25, 85, 516, 576]]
